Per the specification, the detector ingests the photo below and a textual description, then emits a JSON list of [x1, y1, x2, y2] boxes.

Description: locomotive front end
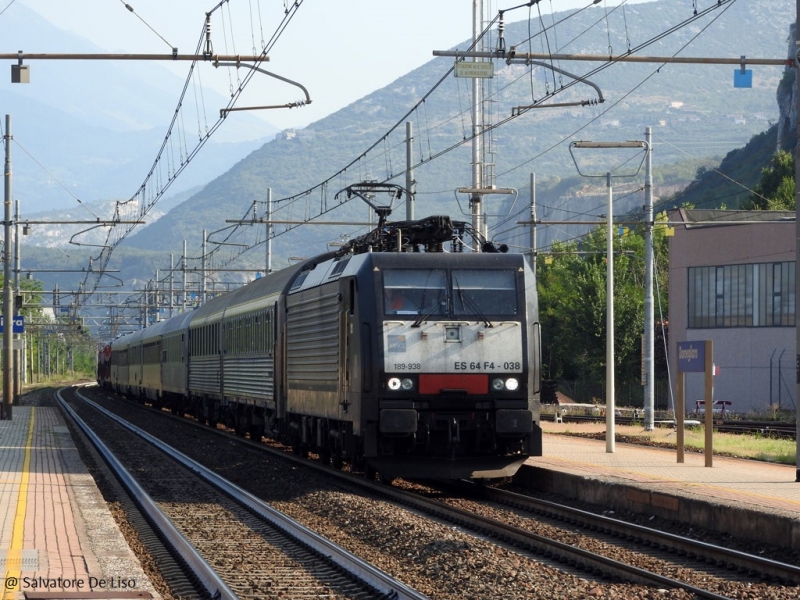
[[369, 253, 542, 479]]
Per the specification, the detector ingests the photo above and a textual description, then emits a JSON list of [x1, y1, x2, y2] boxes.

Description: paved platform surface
[[0, 405, 161, 600], [518, 431, 800, 551]]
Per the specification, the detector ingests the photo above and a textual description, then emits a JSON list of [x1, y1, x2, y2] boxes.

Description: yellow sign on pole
[[454, 61, 495, 78]]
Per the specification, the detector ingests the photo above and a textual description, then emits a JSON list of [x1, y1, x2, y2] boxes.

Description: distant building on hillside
[[275, 128, 316, 142], [668, 209, 795, 415]]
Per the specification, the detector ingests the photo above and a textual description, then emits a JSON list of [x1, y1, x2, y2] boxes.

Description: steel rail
[[56, 388, 237, 600], [74, 387, 429, 600], [351, 479, 736, 599], [476, 483, 800, 585], [90, 386, 791, 597], [87, 387, 734, 598]]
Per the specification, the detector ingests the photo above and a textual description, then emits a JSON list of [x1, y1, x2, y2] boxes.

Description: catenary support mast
[[3, 115, 12, 420], [794, 0, 799, 482]]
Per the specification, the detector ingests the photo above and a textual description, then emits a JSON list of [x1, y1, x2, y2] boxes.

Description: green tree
[[0, 276, 44, 319], [745, 150, 795, 210], [538, 217, 669, 389]]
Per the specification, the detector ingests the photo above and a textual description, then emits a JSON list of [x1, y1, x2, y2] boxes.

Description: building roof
[[672, 209, 795, 229]]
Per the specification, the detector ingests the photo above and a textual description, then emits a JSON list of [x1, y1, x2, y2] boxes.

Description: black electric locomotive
[[99, 215, 542, 480]]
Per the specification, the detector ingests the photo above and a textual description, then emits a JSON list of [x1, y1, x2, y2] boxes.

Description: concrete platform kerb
[[0, 405, 160, 600], [518, 432, 800, 551]]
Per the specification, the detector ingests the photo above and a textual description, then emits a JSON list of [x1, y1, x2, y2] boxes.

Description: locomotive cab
[[101, 214, 541, 483], [364, 252, 542, 479]]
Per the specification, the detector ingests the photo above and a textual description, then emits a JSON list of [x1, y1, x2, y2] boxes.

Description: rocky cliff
[[776, 23, 797, 151]]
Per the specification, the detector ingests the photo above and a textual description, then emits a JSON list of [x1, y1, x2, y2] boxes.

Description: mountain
[[20, 186, 199, 249], [122, 1, 792, 257], [0, 3, 278, 212], [15, 0, 797, 305]]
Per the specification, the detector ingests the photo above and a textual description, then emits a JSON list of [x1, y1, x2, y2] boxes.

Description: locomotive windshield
[[453, 269, 518, 316], [384, 269, 447, 315], [383, 268, 518, 317]]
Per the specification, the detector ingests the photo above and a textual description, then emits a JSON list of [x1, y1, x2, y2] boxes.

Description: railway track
[[59, 385, 425, 600], [714, 421, 797, 438], [431, 480, 800, 585], [70, 384, 800, 599], [358, 479, 800, 599]]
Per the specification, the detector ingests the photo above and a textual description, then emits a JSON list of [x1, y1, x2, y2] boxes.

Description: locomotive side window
[[384, 269, 447, 315], [453, 269, 518, 316]]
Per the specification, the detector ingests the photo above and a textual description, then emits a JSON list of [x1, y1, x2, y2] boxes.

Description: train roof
[[188, 251, 338, 324], [144, 309, 195, 338], [110, 327, 144, 350], [367, 251, 528, 268], [286, 250, 530, 295], [114, 216, 530, 341]]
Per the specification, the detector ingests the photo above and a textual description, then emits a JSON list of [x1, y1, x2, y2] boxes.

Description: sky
[[13, 0, 642, 131]]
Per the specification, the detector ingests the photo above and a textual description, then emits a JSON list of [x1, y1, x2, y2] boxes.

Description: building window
[[688, 261, 795, 328]]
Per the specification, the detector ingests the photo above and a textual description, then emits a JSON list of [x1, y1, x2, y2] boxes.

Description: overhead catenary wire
[[207, 0, 745, 277], [76, 1, 307, 312], [8, 139, 101, 219], [117, 0, 175, 51], [0, 0, 14, 17], [485, 0, 739, 248], [82, 0, 756, 316], [127, 0, 744, 289]]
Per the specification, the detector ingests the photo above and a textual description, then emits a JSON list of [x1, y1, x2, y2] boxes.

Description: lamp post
[[570, 139, 648, 453], [3, 115, 12, 420]]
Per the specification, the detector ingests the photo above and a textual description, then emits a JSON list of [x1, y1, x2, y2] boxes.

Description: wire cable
[[0, 0, 15, 17], [117, 0, 174, 50]]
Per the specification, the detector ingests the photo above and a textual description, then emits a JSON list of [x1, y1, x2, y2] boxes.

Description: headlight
[[492, 377, 519, 391], [388, 377, 414, 391]]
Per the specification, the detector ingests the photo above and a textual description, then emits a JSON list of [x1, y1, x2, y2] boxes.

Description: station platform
[[0, 403, 161, 600], [517, 430, 800, 552]]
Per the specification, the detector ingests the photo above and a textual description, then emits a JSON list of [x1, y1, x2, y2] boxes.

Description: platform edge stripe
[[1, 408, 35, 600]]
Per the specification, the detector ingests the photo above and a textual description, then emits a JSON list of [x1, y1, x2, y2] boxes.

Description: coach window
[[267, 310, 274, 354], [383, 269, 447, 315]]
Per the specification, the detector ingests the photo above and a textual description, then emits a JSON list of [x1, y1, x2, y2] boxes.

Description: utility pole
[[455, 1, 514, 248], [3, 114, 12, 420], [605, 172, 615, 452], [266, 189, 273, 274], [202, 229, 207, 304], [570, 139, 648, 453], [529, 173, 536, 273], [13, 198, 21, 400], [406, 122, 415, 220], [154, 269, 159, 324], [182, 240, 187, 312], [169, 254, 174, 318], [794, 0, 800, 483], [14, 200, 25, 402], [470, 0, 484, 248], [643, 127, 655, 431]]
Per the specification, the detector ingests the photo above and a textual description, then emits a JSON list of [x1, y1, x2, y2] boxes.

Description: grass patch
[[543, 421, 798, 465], [705, 432, 797, 464]]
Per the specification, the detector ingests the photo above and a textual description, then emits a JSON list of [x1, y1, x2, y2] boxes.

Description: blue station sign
[[677, 340, 706, 373], [0, 315, 25, 333]]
